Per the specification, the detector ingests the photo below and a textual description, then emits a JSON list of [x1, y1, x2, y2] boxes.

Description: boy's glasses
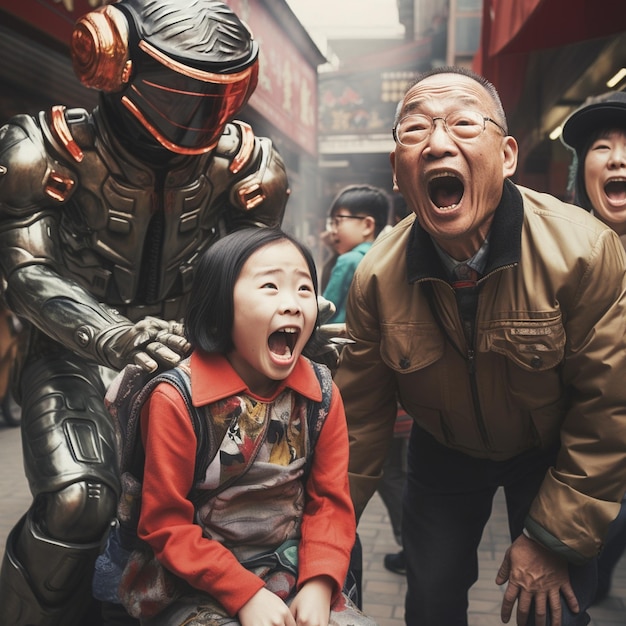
[[326, 215, 366, 231]]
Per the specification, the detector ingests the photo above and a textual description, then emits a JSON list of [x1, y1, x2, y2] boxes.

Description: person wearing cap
[[335, 66, 626, 625], [561, 90, 626, 604], [562, 91, 626, 234], [0, 1, 289, 624]]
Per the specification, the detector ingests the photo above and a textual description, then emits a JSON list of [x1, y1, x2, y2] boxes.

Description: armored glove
[[94, 317, 191, 372], [303, 297, 353, 374]]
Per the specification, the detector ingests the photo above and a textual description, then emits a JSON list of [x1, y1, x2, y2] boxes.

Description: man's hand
[[496, 533, 579, 626], [96, 317, 190, 372]]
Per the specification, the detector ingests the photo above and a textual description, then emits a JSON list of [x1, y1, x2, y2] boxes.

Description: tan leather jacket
[[336, 181, 626, 563]]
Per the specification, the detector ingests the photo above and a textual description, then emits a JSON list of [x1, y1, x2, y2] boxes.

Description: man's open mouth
[[428, 174, 464, 210], [268, 328, 299, 358]]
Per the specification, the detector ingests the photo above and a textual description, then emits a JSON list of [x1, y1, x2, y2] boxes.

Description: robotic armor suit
[[0, 1, 289, 623]]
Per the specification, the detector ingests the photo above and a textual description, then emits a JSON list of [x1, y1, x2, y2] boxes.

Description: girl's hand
[[290, 576, 333, 626], [238, 588, 296, 626]]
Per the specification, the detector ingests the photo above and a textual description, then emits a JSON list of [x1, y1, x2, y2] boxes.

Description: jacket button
[[530, 356, 543, 369], [399, 358, 410, 369]]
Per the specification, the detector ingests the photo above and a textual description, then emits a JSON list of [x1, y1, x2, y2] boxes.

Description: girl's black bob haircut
[[185, 227, 320, 354]]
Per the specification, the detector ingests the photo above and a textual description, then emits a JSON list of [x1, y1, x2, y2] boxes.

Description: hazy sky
[[286, 0, 404, 39]]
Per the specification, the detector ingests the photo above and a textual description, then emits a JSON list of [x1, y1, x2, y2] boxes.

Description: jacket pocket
[[480, 314, 565, 371], [380, 321, 444, 373], [528, 396, 567, 447]]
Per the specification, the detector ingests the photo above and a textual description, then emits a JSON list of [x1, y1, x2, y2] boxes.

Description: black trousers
[[403, 427, 596, 626]]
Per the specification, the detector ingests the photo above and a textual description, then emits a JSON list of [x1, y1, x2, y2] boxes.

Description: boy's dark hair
[[185, 227, 319, 353], [329, 184, 390, 237]]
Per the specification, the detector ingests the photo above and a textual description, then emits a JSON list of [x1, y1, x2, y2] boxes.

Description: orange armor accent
[[71, 5, 131, 93], [50, 106, 84, 163]]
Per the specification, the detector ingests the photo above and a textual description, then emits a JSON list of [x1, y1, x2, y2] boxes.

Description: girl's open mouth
[[268, 328, 299, 359]]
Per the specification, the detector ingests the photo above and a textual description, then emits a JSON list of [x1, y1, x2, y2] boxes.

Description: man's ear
[[502, 135, 518, 179]]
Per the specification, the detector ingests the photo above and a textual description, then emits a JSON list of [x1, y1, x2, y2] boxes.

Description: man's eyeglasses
[[392, 110, 507, 147], [326, 215, 366, 231]]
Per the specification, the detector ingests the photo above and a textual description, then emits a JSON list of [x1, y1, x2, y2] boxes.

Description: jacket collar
[[189, 350, 323, 406], [406, 179, 523, 283]]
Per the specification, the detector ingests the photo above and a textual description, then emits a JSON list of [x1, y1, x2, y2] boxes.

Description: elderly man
[[336, 66, 626, 626]]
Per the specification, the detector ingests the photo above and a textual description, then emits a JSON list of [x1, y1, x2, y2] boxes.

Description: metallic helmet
[[71, 0, 259, 154]]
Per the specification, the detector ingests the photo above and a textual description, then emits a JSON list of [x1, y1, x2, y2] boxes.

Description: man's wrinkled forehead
[[401, 73, 491, 116]]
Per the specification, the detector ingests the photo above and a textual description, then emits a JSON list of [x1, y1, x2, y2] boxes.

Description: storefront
[[473, 0, 626, 196]]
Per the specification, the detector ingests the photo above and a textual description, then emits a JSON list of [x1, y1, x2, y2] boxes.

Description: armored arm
[[0, 219, 188, 371], [0, 116, 188, 372]]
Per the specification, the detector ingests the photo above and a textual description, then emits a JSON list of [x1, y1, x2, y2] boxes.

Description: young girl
[[121, 227, 374, 626]]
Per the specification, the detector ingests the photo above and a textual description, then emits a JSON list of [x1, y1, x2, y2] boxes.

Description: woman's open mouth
[[604, 178, 626, 206]]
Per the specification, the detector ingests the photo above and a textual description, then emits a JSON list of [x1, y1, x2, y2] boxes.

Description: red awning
[[474, 0, 626, 111]]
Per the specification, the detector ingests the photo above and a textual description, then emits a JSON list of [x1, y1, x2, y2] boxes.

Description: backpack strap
[[304, 360, 333, 480], [152, 365, 214, 487]]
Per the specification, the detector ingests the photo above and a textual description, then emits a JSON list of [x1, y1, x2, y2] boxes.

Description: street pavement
[[1, 420, 624, 625]]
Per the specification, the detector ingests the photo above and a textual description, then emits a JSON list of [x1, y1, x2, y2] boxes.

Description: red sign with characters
[[226, 0, 318, 156]]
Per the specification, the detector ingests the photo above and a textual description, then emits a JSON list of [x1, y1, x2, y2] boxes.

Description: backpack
[[93, 357, 334, 605]]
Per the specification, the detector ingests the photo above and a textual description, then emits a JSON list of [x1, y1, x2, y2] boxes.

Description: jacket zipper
[[423, 278, 497, 451], [454, 265, 517, 451], [466, 345, 492, 451]]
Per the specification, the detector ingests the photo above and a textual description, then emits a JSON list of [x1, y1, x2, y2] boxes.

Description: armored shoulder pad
[[0, 111, 81, 217], [229, 135, 290, 217], [211, 120, 289, 220], [214, 120, 255, 174]]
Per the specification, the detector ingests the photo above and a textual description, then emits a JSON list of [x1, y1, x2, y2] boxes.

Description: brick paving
[[1, 420, 625, 625], [359, 487, 626, 626]]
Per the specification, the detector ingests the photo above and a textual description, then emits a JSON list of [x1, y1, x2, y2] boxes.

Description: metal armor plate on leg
[[0, 349, 120, 625], [0, 512, 103, 625]]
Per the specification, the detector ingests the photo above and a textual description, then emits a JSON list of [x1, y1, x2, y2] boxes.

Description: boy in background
[[322, 185, 390, 323]]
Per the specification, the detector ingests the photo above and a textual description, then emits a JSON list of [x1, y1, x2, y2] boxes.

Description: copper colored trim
[[237, 182, 265, 210], [120, 59, 133, 84], [121, 96, 217, 155], [138, 40, 255, 84], [72, 5, 130, 92], [45, 171, 75, 202], [141, 80, 216, 97], [230, 121, 254, 174], [50, 105, 84, 163]]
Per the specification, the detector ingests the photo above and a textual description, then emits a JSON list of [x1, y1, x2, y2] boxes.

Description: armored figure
[[0, 1, 289, 623]]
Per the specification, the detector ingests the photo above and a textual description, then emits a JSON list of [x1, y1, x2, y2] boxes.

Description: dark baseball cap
[[561, 90, 626, 152]]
